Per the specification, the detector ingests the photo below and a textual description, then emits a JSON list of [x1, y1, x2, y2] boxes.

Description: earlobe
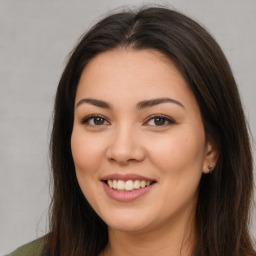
[[202, 138, 219, 174], [207, 164, 214, 174]]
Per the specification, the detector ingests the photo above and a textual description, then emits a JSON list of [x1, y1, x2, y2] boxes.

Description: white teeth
[[107, 180, 113, 188], [140, 181, 146, 188], [125, 180, 133, 191], [117, 180, 125, 190], [106, 179, 152, 191], [134, 180, 141, 189], [113, 180, 117, 189]]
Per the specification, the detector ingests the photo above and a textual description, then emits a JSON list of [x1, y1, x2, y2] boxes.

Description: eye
[[81, 115, 110, 126], [144, 115, 175, 127]]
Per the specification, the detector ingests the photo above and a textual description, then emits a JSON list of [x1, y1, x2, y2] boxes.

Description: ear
[[202, 137, 219, 174]]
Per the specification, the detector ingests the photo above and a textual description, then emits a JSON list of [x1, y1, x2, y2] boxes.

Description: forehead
[[75, 49, 196, 109]]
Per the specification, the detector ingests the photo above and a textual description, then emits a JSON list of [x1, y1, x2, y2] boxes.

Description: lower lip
[[102, 182, 155, 202]]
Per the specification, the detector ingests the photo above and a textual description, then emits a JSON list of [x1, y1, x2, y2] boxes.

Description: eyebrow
[[136, 97, 184, 109], [76, 97, 184, 109], [76, 98, 111, 109]]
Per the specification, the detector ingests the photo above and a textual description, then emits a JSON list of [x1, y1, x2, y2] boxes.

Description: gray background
[[0, 0, 255, 254]]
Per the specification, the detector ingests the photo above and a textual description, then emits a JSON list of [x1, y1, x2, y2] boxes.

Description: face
[[71, 49, 217, 234]]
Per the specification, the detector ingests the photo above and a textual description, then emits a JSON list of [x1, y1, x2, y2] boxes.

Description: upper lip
[[101, 173, 155, 182]]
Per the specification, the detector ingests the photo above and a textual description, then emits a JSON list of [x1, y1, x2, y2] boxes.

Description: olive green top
[[6, 237, 44, 256]]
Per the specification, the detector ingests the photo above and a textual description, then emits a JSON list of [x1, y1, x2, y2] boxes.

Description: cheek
[[71, 130, 104, 176], [148, 131, 205, 217], [148, 129, 205, 176], [71, 130, 106, 206]]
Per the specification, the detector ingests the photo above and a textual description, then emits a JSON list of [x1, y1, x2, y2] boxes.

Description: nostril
[[106, 139, 146, 164]]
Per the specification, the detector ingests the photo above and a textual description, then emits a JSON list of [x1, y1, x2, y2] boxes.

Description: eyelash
[[80, 114, 175, 127], [81, 114, 110, 126], [144, 114, 175, 126]]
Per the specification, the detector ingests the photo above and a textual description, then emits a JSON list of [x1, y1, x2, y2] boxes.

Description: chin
[[102, 211, 153, 233], [108, 221, 149, 233]]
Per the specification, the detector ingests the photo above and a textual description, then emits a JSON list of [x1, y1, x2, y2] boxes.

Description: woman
[[9, 6, 255, 256]]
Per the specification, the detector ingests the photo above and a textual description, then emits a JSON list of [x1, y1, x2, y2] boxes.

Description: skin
[[71, 49, 218, 256]]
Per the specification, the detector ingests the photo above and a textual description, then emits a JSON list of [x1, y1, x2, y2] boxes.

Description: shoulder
[[6, 237, 45, 256]]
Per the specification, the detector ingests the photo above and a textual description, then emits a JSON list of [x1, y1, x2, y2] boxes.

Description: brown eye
[[145, 115, 175, 127], [154, 117, 166, 126], [81, 115, 109, 126], [93, 117, 105, 125]]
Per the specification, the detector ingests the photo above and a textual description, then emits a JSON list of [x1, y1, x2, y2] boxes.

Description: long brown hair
[[44, 6, 255, 256]]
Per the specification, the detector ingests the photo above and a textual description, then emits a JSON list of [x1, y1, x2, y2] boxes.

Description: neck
[[101, 212, 195, 256]]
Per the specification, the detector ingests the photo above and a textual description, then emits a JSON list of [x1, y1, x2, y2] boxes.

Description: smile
[[106, 179, 154, 191], [101, 174, 156, 202]]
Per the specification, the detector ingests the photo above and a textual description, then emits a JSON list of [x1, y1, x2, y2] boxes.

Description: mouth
[[101, 174, 157, 202], [103, 179, 156, 192]]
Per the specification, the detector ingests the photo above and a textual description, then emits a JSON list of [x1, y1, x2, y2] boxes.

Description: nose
[[106, 124, 145, 165]]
